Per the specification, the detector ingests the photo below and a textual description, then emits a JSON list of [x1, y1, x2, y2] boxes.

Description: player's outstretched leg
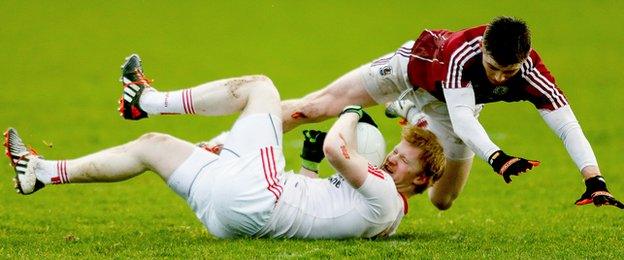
[[4, 127, 196, 195], [4, 128, 45, 194], [116, 54, 281, 119]]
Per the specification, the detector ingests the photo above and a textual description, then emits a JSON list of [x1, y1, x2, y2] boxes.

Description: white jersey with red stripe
[[173, 114, 409, 239], [256, 168, 408, 239], [186, 146, 406, 239]]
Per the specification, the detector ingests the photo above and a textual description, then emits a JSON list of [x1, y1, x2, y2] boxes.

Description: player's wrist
[[301, 159, 320, 172], [584, 176, 608, 192], [340, 105, 363, 119], [488, 150, 511, 173]]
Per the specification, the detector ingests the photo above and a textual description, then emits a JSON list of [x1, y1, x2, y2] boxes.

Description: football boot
[[3, 128, 45, 195]]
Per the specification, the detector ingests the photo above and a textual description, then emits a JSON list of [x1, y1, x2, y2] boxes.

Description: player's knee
[[229, 75, 279, 100], [432, 200, 453, 211], [233, 75, 274, 89], [430, 195, 456, 211], [252, 75, 278, 96]]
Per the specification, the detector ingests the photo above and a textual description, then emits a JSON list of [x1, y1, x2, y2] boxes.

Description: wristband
[[340, 105, 363, 119], [301, 159, 320, 172]]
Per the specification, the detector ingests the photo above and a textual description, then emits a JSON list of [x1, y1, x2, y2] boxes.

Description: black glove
[[359, 111, 378, 128], [575, 176, 624, 209], [488, 150, 540, 183], [300, 130, 327, 172]]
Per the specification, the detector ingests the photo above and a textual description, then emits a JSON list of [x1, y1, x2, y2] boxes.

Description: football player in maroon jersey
[[281, 16, 623, 210]]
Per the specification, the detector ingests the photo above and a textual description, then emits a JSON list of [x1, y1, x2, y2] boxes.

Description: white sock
[[32, 158, 71, 185], [139, 89, 196, 115]]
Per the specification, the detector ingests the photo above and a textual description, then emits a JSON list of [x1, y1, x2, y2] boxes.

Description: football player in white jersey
[[4, 54, 445, 239]]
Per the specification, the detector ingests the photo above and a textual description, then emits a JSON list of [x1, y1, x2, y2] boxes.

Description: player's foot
[[384, 90, 431, 127], [3, 128, 45, 195], [118, 54, 153, 120], [385, 97, 415, 119]]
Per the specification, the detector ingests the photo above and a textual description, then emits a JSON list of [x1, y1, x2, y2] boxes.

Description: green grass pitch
[[1, 0, 623, 258]]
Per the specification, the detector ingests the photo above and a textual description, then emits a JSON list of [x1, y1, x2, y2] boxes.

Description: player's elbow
[[323, 137, 349, 167], [323, 142, 340, 165]]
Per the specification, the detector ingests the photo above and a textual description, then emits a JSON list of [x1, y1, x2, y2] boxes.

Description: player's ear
[[412, 173, 430, 186]]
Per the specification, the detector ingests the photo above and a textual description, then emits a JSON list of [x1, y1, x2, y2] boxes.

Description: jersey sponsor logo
[[328, 174, 344, 188], [379, 66, 393, 76], [492, 86, 509, 96], [368, 163, 384, 180]]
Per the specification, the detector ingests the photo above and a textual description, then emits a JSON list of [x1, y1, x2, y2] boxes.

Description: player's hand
[[300, 130, 327, 172], [575, 176, 624, 209], [301, 130, 326, 163], [359, 110, 378, 128], [488, 150, 540, 183]]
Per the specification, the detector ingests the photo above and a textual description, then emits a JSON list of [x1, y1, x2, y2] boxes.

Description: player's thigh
[[133, 132, 198, 180], [423, 102, 476, 160], [220, 113, 283, 161], [421, 104, 477, 207], [168, 147, 219, 199], [359, 41, 415, 105]]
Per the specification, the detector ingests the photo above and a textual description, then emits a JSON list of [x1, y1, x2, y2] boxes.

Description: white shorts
[[168, 113, 284, 238], [359, 41, 480, 160]]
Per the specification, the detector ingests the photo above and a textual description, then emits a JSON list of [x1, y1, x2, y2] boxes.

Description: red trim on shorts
[[260, 148, 279, 199], [268, 146, 283, 193], [260, 146, 282, 201]]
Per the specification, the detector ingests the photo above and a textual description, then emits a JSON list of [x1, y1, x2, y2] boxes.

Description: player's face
[[481, 50, 523, 85], [381, 140, 424, 190]]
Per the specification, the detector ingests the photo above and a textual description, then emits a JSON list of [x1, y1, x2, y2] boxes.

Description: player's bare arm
[[323, 106, 371, 188]]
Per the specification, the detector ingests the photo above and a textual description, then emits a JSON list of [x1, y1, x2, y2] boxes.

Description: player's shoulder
[[444, 25, 487, 48], [526, 49, 545, 64], [521, 49, 551, 73], [439, 25, 487, 61]]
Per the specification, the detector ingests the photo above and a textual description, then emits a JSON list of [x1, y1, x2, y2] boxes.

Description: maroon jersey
[[407, 25, 567, 111]]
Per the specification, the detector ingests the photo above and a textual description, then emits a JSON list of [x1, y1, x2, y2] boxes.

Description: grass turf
[[1, 0, 623, 258]]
